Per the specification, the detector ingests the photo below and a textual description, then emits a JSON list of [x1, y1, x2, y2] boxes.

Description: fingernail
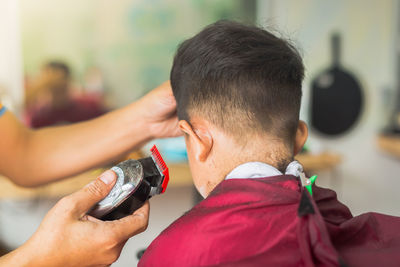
[[99, 170, 116, 185]]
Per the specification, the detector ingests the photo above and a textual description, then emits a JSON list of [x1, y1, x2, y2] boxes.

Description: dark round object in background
[[310, 33, 363, 136]]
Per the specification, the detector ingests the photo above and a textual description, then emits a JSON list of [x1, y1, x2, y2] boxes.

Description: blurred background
[[0, 0, 399, 266]]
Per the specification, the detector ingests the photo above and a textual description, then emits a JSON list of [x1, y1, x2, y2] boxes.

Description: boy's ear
[[294, 120, 308, 155], [179, 120, 213, 162]]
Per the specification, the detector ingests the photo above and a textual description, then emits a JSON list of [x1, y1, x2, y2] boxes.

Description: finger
[[157, 91, 176, 113], [155, 80, 172, 94], [165, 116, 183, 138], [67, 170, 117, 217], [155, 81, 176, 107], [141, 81, 176, 119], [112, 201, 150, 240]]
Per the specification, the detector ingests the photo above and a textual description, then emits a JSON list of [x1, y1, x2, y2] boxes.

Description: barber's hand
[[21, 170, 149, 267], [137, 81, 182, 138]]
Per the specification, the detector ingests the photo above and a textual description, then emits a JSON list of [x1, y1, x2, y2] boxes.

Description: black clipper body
[[88, 145, 169, 220]]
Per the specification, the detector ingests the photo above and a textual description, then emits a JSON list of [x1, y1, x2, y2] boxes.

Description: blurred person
[[139, 21, 400, 267], [0, 81, 181, 266], [24, 61, 107, 128]]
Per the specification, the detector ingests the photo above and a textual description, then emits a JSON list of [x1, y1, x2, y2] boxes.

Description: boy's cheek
[[187, 155, 200, 185], [186, 151, 206, 197], [185, 137, 212, 197], [196, 184, 207, 198]]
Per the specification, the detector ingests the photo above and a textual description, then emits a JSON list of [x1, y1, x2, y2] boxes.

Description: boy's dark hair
[[171, 20, 304, 144]]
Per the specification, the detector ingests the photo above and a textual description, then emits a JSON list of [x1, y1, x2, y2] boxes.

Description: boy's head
[[171, 20, 308, 197]]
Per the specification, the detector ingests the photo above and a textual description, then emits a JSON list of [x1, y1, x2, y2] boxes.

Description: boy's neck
[[189, 121, 297, 198], [213, 133, 293, 181]]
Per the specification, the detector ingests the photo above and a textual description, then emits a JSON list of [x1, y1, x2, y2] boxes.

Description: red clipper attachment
[[150, 145, 169, 193]]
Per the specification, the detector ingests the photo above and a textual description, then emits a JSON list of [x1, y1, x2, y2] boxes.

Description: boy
[[139, 21, 400, 267]]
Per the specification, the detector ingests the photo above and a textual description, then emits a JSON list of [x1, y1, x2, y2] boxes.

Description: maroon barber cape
[[138, 175, 400, 267]]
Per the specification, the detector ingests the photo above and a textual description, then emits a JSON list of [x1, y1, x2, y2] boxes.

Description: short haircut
[[171, 20, 304, 144]]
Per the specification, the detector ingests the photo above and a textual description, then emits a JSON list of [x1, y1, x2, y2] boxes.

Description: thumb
[[68, 170, 117, 217]]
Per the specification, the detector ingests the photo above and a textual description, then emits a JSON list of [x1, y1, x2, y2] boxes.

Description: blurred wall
[[21, 0, 253, 107], [0, 0, 23, 113], [258, 0, 400, 216]]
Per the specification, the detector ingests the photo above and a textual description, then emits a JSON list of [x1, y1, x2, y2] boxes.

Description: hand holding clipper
[[89, 145, 169, 220]]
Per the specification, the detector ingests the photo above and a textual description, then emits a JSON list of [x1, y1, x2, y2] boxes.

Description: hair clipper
[[88, 145, 169, 220]]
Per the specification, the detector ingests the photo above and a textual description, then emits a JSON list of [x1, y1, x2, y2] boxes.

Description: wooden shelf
[[296, 152, 341, 172], [0, 153, 341, 199], [377, 135, 400, 159]]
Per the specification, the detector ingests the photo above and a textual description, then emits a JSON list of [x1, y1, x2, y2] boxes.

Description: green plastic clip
[[305, 175, 317, 196]]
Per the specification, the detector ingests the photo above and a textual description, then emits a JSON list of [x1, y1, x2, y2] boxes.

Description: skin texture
[[0, 81, 180, 186], [0, 81, 180, 265], [179, 117, 308, 198]]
